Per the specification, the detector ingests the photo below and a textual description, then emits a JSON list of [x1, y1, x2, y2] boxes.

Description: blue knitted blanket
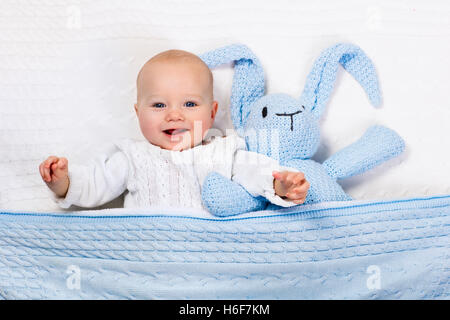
[[1, 195, 449, 299]]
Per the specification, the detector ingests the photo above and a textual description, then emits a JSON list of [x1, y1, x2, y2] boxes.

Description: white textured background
[[0, 0, 449, 212]]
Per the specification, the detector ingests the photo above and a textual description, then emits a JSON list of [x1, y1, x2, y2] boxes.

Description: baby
[[39, 49, 310, 215]]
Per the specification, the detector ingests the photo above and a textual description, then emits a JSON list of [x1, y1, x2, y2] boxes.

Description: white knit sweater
[[51, 133, 297, 216]]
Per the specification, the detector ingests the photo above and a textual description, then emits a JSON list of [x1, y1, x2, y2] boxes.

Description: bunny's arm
[[322, 125, 405, 180], [201, 172, 267, 217]]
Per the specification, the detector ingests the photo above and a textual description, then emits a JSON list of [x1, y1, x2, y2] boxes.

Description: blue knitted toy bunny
[[200, 43, 405, 216]]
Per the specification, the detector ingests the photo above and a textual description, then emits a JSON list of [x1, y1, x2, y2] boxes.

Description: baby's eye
[[152, 103, 166, 108], [184, 101, 197, 107]]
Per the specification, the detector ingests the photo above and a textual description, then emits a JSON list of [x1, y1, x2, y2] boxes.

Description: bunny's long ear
[[200, 44, 265, 130], [300, 43, 382, 120]]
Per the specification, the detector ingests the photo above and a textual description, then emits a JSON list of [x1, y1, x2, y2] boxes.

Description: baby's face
[[135, 58, 218, 151]]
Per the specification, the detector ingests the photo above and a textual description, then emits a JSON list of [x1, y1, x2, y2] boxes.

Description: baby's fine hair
[[136, 49, 214, 102]]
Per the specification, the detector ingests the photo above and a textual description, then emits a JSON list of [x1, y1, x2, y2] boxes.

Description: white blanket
[[1, 0, 449, 212]]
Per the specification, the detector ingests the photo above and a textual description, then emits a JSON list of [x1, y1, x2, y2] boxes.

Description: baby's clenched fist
[[39, 156, 70, 198]]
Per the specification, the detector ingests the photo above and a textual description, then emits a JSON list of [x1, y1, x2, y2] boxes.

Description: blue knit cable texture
[[1, 195, 449, 299], [200, 43, 405, 217]]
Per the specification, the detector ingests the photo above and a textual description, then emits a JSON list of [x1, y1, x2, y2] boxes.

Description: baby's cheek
[[138, 117, 158, 141], [138, 118, 149, 134]]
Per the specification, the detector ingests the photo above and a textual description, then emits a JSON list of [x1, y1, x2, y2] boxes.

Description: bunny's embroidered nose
[[275, 107, 304, 131]]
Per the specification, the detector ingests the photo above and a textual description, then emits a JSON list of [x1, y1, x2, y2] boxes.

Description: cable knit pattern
[[200, 43, 405, 216], [117, 136, 237, 211], [1, 195, 449, 299]]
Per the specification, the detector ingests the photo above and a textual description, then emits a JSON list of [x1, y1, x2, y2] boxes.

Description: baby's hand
[[273, 170, 310, 205], [39, 156, 69, 197]]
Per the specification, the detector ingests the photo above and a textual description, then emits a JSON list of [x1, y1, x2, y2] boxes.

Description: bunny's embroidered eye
[[262, 106, 268, 118]]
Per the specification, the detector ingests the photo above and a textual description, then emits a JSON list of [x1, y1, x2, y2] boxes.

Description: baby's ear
[[211, 101, 218, 119], [134, 103, 138, 116]]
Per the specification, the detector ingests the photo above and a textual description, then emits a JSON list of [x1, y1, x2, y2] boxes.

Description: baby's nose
[[165, 108, 184, 121]]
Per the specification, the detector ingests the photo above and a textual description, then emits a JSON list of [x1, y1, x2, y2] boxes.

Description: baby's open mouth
[[163, 128, 189, 136]]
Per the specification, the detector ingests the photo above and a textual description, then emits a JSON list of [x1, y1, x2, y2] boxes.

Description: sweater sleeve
[[49, 145, 129, 209], [231, 137, 299, 208]]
